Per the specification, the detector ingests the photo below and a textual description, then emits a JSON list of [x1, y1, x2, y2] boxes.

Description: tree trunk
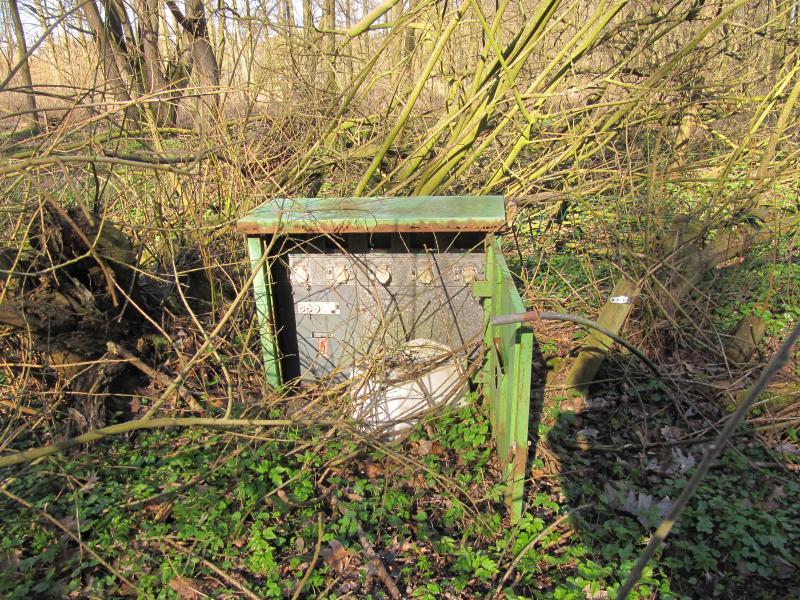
[[392, 0, 405, 64], [302, 0, 316, 79], [187, 0, 221, 98], [361, 0, 370, 55], [102, 0, 147, 99], [105, 0, 137, 60], [8, 0, 40, 130], [404, 0, 418, 60], [343, 0, 352, 80], [239, 0, 254, 86], [670, 99, 700, 169], [323, 0, 337, 93], [280, 0, 296, 85], [166, 0, 221, 119], [724, 315, 767, 364], [83, 0, 138, 121], [282, 0, 295, 37], [216, 0, 227, 62], [770, 0, 789, 72], [134, 0, 176, 125], [654, 212, 799, 348]]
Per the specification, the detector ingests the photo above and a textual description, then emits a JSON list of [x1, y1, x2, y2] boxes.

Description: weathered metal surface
[[481, 238, 534, 523], [274, 252, 487, 381], [237, 196, 506, 234]]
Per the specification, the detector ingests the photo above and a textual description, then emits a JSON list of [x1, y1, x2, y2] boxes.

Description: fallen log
[[731, 380, 800, 415]]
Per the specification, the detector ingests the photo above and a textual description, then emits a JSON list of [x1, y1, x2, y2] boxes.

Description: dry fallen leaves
[[168, 576, 207, 600], [144, 502, 173, 522], [321, 540, 351, 575], [363, 461, 384, 479]]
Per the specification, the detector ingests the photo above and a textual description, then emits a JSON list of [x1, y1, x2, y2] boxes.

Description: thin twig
[[354, 518, 401, 599], [0, 399, 39, 415], [0, 417, 295, 467], [329, 493, 401, 599], [291, 514, 324, 600], [617, 320, 800, 599], [106, 341, 202, 411], [492, 504, 590, 598], [557, 431, 749, 453], [141, 238, 276, 420]]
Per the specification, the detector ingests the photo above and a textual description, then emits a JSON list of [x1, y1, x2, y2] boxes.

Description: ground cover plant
[[2, 0, 800, 597], [2, 383, 799, 598]]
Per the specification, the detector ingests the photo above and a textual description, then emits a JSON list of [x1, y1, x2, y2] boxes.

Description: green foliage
[[0, 429, 329, 598], [664, 449, 800, 582], [710, 247, 800, 339], [1, 401, 798, 598]]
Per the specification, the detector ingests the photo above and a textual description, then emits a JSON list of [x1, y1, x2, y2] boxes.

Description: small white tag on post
[[610, 296, 631, 305]]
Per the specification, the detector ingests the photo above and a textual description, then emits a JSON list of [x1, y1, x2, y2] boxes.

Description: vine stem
[[0, 417, 297, 467]]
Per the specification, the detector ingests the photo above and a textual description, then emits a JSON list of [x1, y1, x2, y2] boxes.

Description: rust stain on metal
[[511, 441, 527, 481]]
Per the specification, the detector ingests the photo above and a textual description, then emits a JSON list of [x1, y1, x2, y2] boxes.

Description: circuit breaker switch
[[462, 266, 478, 284], [417, 266, 433, 285], [291, 265, 310, 285], [333, 264, 350, 284], [375, 264, 392, 285]]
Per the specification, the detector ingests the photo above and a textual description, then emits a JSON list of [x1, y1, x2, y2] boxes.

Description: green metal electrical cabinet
[[237, 196, 533, 520]]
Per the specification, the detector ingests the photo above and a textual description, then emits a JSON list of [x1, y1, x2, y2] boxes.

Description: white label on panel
[[297, 301, 341, 315]]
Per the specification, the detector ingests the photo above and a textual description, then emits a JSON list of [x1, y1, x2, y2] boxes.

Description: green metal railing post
[[246, 236, 282, 388], [479, 237, 533, 522]]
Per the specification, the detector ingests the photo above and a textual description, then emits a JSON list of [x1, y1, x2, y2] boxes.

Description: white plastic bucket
[[350, 339, 468, 432]]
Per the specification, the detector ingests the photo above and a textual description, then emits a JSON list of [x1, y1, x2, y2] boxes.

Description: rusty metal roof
[[236, 196, 506, 234]]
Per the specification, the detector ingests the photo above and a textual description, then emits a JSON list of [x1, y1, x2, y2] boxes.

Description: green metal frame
[[240, 197, 533, 522], [474, 237, 534, 522], [246, 237, 282, 388], [237, 195, 506, 234]]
